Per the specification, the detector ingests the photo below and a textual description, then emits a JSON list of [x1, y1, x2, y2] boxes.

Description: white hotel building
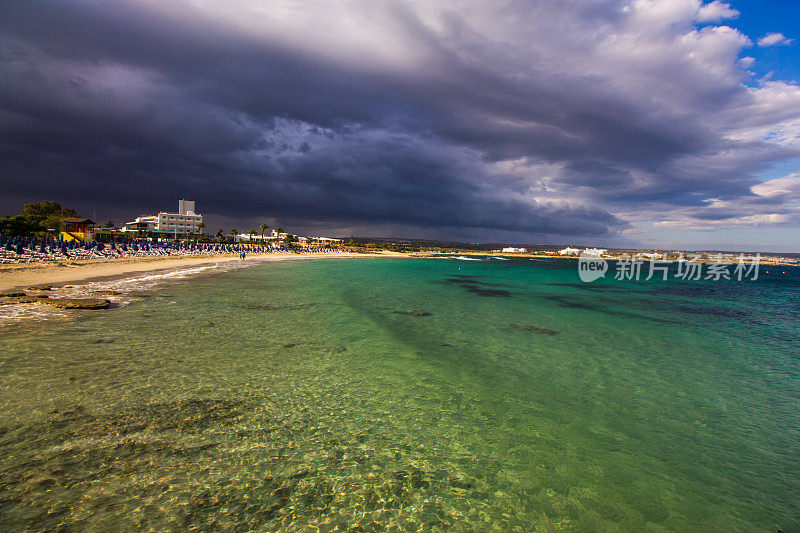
[[124, 200, 203, 236]]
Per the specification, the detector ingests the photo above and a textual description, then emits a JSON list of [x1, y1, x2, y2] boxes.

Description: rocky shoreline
[[0, 288, 111, 310]]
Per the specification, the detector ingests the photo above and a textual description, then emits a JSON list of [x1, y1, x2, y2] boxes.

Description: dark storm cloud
[[1, 0, 799, 238]]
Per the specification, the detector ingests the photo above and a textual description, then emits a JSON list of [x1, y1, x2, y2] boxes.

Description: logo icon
[[578, 252, 608, 282]]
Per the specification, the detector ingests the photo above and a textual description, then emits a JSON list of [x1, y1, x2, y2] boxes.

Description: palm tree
[[197, 222, 205, 235], [215, 229, 224, 241], [260, 223, 269, 240]]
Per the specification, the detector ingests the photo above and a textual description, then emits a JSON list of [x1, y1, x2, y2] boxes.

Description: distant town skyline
[[1, 1, 799, 252]]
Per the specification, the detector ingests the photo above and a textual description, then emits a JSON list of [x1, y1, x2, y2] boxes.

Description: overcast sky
[[1, 0, 799, 250]]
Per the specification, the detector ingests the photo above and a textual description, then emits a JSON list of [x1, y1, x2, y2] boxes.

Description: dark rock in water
[[542, 295, 597, 310], [33, 294, 50, 299], [105, 398, 252, 434], [509, 324, 558, 335], [442, 276, 513, 297], [445, 278, 482, 285], [92, 290, 121, 296], [410, 469, 430, 489], [464, 285, 512, 297], [0, 291, 26, 298], [393, 310, 431, 317], [44, 298, 111, 310], [240, 302, 313, 310], [13, 296, 42, 304], [449, 475, 474, 489], [27, 285, 53, 291]]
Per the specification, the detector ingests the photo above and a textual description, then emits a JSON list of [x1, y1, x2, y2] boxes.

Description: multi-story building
[[124, 200, 203, 235]]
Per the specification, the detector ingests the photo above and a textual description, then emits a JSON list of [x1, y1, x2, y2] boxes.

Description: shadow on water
[[540, 294, 688, 326], [336, 291, 533, 397], [545, 282, 653, 294], [541, 294, 599, 311], [443, 278, 482, 285], [438, 277, 515, 298], [462, 285, 513, 298]]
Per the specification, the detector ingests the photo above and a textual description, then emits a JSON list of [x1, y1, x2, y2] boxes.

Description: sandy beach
[[0, 252, 402, 292]]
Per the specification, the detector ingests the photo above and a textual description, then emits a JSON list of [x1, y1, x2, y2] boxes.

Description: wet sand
[[0, 252, 401, 292]]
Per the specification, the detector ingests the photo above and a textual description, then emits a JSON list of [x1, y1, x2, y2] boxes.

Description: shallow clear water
[[1, 257, 798, 531]]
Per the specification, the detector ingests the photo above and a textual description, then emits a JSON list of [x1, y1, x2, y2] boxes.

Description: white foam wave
[[120, 264, 219, 284], [0, 261, 238, 326], [0, 302, 69, 321]]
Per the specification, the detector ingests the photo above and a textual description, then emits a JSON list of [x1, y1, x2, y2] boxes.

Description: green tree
[[0, 215, 38, 236], [0, 201, 82, 235], [260, 223, 269, 239], [197, 222, 205, 234], [21, 201, 78, 231]]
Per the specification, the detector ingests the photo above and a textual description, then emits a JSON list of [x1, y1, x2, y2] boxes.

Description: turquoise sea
[[1, 256, 798, 531]]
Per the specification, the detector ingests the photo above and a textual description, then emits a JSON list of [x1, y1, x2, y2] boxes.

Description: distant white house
[[582, 248, 607, 257], [636, 252, 663, 260], [501, 247, 527, 253], [234, 231, 342, 245], [236, 229, 279, 242], [559, 247, 581, 255], [234, 229, 280, 243]]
